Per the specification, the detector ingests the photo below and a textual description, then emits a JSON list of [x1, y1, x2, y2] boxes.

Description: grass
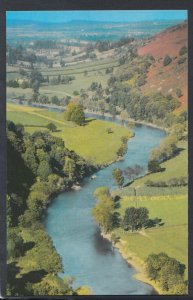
[[7, 103, 132, 166], [112, 138, 188, 281], [114, 194, 188, 277], [130, 140, 188, 187]]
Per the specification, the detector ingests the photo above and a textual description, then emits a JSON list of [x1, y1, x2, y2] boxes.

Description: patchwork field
[[7, 103, 132, 166]]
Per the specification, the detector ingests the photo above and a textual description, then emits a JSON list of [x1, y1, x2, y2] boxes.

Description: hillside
[[138, 21, 188, 107]]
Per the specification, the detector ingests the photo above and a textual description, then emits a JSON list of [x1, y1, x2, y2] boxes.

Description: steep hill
[[138, 21, 187, 107]]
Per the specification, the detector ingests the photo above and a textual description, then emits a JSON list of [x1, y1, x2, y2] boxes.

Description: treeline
[[146, 176, 188, 188], [33, 40, 57, 49], [6, 45, 53, 67], [94, 37, 135, 52], [7, 121, 94, 296]]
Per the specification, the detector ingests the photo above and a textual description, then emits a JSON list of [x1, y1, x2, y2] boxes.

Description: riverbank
[[8, 100, 169, 133], [101, 232, 164, 295], [84, 109, 169, 133]]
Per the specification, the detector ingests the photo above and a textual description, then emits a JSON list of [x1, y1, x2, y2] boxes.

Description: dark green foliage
[[145, 253, 187, 294], [33, 40, 57, 49], [112, 168, 124, 187], [7, 80, 19, 88], [146, 176, 187, 187], [148, 160, 162, 173], [176, 88, 182, 98], [178, 56, 187, 64], [7, 121, 95, 295], [46, 122, 57, 132], [137, 75, 146, 87], [163, 55, 172, 66], [7, 229, 24, 259], [122, 207, 149, 231]]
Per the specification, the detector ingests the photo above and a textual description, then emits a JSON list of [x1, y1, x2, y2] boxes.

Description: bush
[[148, 160, 161, 173], [176, 88, 182, 98], [178, 56, 187, 64], [163, 55, 172, 66], [179, 46, 187, 56], [46, 123, 57, 132]]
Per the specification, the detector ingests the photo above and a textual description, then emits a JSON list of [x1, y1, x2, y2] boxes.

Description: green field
[[7, 103, 132, 165], [114, 194, 188, 277], [130, 140, 188, 187]]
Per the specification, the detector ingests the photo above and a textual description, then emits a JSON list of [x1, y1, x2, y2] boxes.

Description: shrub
[[178, 56, 187, 64], [148, 160, 161, 173], [176, 88, 182, 98], [163, 55, 172, 66], [179, 46, 187, 56]]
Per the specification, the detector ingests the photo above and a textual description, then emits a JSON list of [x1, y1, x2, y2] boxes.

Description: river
[[43, 115, 166, 295]]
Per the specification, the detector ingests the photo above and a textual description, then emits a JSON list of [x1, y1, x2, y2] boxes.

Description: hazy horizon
[[7, 10, 187, 24]]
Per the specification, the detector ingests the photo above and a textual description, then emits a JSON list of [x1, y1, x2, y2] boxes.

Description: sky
[[7, 10, 187, 23]]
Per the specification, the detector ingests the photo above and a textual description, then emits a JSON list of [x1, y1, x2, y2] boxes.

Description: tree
[[112, 168, 124, 187], [148, 160, 161, 173], [176, 88, 182, 98], [163, 55, 172, 66], [120, 110, 128, 123], [179, 46, 187, 56], [46, 123, 57, 132], [63, 157, 76, 180], [71, 105, 85, 125], [37, 161, 52, 181], [98, 100, 106, 115], [122, 207, 149, 231], [92, 194, 114, 233], [94, 186, 110, 199], [145, 252, 186, 294], [64, 102, 85, 125]]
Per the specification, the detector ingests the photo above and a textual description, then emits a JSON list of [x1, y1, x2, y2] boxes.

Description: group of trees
[[146, 252, 187, 294], [7, 121, 95, 295], [122, 206, 149, 231]]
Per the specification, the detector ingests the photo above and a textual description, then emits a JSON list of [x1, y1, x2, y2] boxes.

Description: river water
[[44, 115, 165, 295]]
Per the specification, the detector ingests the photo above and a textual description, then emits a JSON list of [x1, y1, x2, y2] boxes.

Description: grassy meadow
[[112, 138, 188, 279], [7, 103, 132, 166], [114, 193, 188, 279]]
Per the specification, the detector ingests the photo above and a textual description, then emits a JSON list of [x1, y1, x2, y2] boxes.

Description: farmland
[[112, 193, 188, 282], [112, 138, 188, 282]]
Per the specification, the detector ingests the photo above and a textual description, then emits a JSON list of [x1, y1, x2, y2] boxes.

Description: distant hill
[[138, 21, 187, 107]]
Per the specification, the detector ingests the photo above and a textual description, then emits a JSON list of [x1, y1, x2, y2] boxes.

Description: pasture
[[115, 194, 188, 277], [7, 103, 132, 166]]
